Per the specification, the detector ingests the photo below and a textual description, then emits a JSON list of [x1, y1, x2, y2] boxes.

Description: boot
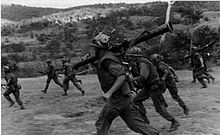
[[191, 80, 196, 83], [211, 77, 215, 84], [41, 90, 47, 94], [20, 104, 25, 109], [201, 85, 207, 89], [81, 90, 85, 96], [203, 75, 210, 84], [169, 119, 180, 132], [78, 80, 82, 85], [183, 106, 190, 116], [62, 92, 68, 96], [9, 101, 15, 107]]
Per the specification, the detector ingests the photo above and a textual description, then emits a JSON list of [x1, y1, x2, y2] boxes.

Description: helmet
[[91, 32, 110, 49], [150, 54, 163, 62], [46, 60, 51, 64], [126, 47, 144, 57], [3, 66, 11, 73], [61, 58, 70, 63]]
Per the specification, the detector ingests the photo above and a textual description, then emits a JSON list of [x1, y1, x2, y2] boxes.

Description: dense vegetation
[[1, 1, 220, 77]]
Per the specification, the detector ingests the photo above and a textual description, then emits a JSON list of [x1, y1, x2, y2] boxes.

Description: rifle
[[185, 40, 216, 60], [37, 71, 47, 75], [74, 22, 173, 70]]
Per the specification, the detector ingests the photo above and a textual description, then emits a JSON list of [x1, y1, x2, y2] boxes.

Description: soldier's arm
[[169, 66, 176, 76], [131, 62, 149, 82], [199, 57, 204, 68], [6, 77, 12, 86], [159, 65, 169, 81], [162, 69, 169, 81], [195, 54, 204, 68], [102, 60, 126, 98]]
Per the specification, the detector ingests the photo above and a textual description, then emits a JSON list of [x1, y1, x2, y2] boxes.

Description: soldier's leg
[[13, 90, 24, 109], [203, 71, 215, 83], [62, 76, 70, 96], [191, 70, 196, 83], [53, 76, 63, 88], [120, 103, 159, 135], [133, 89, 151, 124], [71, 77, 85, 96], [151, 92, 180, 130], [167, 85, 189, 115], [197, 77, 207, 88], [3, 89, 15, 107], [95, 104, 120, 135], [42, 78, 51, 93], [195, 69, 207, 88]]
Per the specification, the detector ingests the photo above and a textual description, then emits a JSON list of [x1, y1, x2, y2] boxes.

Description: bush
[[193, 25, 218, 46], [7, 53, 26, 62], [2, 42, 26, 53]]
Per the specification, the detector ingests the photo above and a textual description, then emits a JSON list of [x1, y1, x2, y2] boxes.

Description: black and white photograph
[[1, 0, 220, 135]]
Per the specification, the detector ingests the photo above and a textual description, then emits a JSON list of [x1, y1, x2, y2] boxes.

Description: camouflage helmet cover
[[61, 58, 70, 63], [91, 32, 110, 49], [126, 47, 144, 57], [3, 65, 11, 73], [46, 59, 52, 63], [150, 54, 163, 62], [91, 26, 124, 49]]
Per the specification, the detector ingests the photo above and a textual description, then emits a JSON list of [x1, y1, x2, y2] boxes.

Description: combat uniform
[[192, 52, 208, 88], [156, 61, 189, 115], [3, 68, 24, 109], [62, 61, 85, 96], [95, 51, 159, 135], [41, 63, 63, 93], [202, 58, 215, 83], [132, 58, 179, 130]]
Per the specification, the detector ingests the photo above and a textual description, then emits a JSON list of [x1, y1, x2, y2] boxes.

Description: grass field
[[1, 67, 220, 135]]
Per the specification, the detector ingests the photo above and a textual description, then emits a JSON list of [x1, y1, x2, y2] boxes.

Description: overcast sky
[[1, 0, 168, 9]]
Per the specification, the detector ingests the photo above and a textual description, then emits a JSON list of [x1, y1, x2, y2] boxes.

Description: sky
[[1, 0, 168, 9]]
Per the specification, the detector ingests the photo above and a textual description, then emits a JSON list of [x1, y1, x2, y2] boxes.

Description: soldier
[[191, 46, 211, 88], [126, 47, 180, 131], [2, 66, 24, 109], [150, 54, 190, 115], [201, 52, 215, 83], [91, 32, 159, 135], [41, 60, 63, 94], [61, 59, 85, 96]]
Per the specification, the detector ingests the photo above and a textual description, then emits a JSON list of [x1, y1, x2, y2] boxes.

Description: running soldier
[[91, 32, 159, 135], [61, 59, 85, 96], [191, 46, 212, 88], [126, 47, 180, 131], [2, 66, 24, 109], [41, 60, 63, 94], [150, 54, 190, 115]]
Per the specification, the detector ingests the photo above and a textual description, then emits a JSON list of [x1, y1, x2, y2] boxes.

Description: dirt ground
[[1, 67, 220, 135]]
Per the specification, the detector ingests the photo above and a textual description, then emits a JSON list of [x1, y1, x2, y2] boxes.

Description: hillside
[[1, 4, 62, 21], [2, 1, 220, 22], [1, 1, 220, 77]]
